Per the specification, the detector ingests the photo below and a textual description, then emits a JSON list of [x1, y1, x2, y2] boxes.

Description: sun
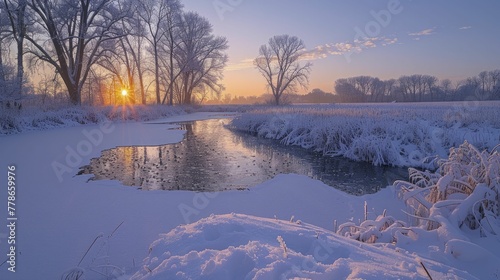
[[121, 89, 128, 96]]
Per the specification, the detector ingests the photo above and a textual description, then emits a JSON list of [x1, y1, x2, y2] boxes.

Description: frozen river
[[79, 118, 407, 195]]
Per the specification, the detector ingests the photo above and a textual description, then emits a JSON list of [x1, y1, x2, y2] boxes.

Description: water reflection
[[79, 119, 407, 194]]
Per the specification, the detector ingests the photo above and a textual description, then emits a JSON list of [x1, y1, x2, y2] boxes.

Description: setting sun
[[121, 89, 128, 96]]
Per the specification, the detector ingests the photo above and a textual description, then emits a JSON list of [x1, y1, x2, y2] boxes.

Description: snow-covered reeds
[[229, 103, 500, 167], [338, 142, 499, 247], [395, 141, 500, 234], [61, 221, 125, 280], [0, 105, 187, 135], [0, 103, 266, 135]]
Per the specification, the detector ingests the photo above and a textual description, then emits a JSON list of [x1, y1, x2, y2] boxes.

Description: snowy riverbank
[[230, 102, 500, 167]]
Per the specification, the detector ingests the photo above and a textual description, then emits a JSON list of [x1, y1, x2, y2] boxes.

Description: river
[[79, 118, 407, 195]]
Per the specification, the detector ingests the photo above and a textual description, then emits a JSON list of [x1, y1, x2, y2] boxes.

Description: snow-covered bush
[[395, 141, 500, 235], [338, 142, 500, 245], [337, 212, 408, 243]]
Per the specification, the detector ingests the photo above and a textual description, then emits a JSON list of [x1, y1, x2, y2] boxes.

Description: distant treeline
[[211, 70, 500, 104]]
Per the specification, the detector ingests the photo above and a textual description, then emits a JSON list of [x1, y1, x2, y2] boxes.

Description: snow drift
[[131, 213, 473, 280]]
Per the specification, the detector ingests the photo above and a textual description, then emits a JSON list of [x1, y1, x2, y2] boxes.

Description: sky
[[181, 0, 500, 97]]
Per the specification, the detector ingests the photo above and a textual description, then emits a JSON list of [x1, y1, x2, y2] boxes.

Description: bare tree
[[422, 75, 438, 101], [255, 35, 312, 105], [0, 1, 12, 91], [477, 70, 500, 99], [398, 74, 430, 102], [174, 12, 228, 104], [440, 79, 452, 98], [96, 13, 144, 105], [2, 0, 26, 98], [159, 0, 182, 105], [113, 5, 149, 105], [95, 40, 130, 102], [333, 76, 385, 102], [138, 0, 181, 104], [25, 0, 129, 105], [334, 78, 365, 102], [125, 17, 147, 104], [490, 70, 500, 98]]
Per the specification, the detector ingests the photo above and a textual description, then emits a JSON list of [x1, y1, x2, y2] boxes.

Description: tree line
[[208, 69, 500, 105], [333, 71, 500, 103], [0, 0, 228, 105]]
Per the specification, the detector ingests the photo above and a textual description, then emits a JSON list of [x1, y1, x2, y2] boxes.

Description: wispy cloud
[[381, 37, 398, 46], [459, 26, 472, 30], [227, 36, 399, 69], [225, 58, 255, 71], [409, 28, 436, 36], [300, 36, 399, 61]]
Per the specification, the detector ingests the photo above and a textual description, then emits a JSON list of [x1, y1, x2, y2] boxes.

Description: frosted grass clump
[[338, 142, 499, 247], [395, 141, 500, 234]]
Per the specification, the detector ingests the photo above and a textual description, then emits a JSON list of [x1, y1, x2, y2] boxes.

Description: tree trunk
[[154, 46, 161, 104], [67, 83, 80, 105], [169, 52, 174, 105], [16, 33, 24, 97], [139, 73, 146, 104], [0, 40, 5, 84], [274, 93, 280, 105]]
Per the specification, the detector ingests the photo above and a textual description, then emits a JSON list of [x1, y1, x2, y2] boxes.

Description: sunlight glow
[[121, 89, 128, 96]]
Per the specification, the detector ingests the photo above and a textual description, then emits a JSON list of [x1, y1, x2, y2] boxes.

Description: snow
[[0, 107, 499, 279], [0, 104, 188, 135], [130, 213, 472, 280]]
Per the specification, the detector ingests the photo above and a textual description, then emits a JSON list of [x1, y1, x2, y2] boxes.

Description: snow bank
[[131, 213, 473, 280], [229, 102, 500, 167], [0, 105, 188, 135], [0, 103, 266, 135]]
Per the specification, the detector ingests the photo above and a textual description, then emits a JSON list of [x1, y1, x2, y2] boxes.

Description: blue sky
[[182, 0, 500, 96]]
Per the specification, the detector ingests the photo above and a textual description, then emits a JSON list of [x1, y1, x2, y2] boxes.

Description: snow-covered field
[[230, 102, 500, 167], [0, 104, 499, 279]]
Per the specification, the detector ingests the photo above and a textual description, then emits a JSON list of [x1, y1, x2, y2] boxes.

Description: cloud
[[228, 36, 400, 69], [382, 37, 398, 46], [459, 26, 472, 30], [409, 28, 436, 36], [225, 58, 255, 71], [299, 36, 398, 61]]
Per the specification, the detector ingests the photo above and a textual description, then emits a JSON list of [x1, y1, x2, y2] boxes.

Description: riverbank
[[0, 103, 261, 135]]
